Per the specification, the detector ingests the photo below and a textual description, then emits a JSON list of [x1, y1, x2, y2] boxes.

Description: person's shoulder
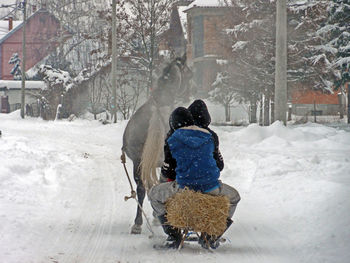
[[166, 129, 174, 139], [205, 127, 219, 144], [206, 127, 218, 137]]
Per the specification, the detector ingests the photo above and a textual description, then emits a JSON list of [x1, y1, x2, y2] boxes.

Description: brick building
[[0, 8, 68, 114], [292, 89, 342, 116], [158, 3, 188, 58], [0, 9, 67, 80], [184, 5, 234, 97]]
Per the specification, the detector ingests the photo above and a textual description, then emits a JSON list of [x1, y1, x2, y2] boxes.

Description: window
[[193, 15, 204, 58]]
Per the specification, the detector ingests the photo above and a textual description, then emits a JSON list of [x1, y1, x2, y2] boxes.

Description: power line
[[0, 4, 17, 8], [0, 3, 20, 20]]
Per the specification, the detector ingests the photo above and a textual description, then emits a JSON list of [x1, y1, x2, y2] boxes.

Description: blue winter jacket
[[167, 126, 220, 192]]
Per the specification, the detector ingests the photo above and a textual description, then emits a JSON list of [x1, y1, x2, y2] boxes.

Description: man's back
[[168, 125, 220, 193]]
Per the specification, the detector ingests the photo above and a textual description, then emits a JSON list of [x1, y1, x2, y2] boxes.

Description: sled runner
[[153, 232, 226, 250]]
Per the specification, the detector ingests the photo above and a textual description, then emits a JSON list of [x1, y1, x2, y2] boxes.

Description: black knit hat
[[188, 99, 211, 128], [169, 107, 194, 130]]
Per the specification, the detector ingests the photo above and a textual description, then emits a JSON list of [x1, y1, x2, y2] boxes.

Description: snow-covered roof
[[0, 80, 46, 90], [0, 20, 22, 41], [178, 6, 188, 39], [187, 0, 223, 8], [184, 0, 230, 13]]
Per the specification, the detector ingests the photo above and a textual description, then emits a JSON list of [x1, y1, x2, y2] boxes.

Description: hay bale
[[165, 188, 230, 237]]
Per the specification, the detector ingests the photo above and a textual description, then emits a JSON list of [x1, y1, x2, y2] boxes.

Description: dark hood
[[169, 107, 194, 131], [188, 99, 211, 128]]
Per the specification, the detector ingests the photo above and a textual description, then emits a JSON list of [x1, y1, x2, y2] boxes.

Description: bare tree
[[116, 72, 143, 120], [120, 0, 177, 96], [210, 71, 237, 122], [30, 0, 103, 74]]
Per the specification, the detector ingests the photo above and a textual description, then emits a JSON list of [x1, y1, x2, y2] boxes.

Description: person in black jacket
[[160, 99, 223, 182], [188, 99, 224, 171]]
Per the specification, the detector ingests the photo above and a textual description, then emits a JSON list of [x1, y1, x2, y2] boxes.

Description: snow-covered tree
[[324, 0, 350, 89], [290, 0, 350, 121], [220, 0, 276, 124], [288, 1, 337, 92], [9, 53, 23, 80], [36, 65, 74, 120]]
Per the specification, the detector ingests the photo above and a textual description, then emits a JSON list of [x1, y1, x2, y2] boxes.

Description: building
[[0, 8, 70, 115], [158, 1, 194, 58], [0, 8, 68, 80], [65, 56, 148, 118], [292, 86, 347, 117], [0, 80, 45, 113], [184, 3, 235, 97]]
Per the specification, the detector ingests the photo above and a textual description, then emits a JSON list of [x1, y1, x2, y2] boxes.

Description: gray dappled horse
[[122, 55, 192, 234]]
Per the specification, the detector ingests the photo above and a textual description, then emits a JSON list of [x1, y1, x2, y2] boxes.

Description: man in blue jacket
[[149, 107, 240, 249]]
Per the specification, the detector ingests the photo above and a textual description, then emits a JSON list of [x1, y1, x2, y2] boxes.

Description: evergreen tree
[[288, 1, 334, 91], [218, 0, 276, 124], [326, 0, 350, 88], [36, 65, 74, 120], [9, 53, 22, 80]]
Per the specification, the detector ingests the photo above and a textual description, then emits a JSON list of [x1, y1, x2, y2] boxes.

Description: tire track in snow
[[25, 125, 121, 263], [55, 156, 117, 263]]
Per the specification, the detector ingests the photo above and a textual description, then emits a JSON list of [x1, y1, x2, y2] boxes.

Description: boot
[[199, 218, 233, 249], [157, 214, 182, 249]]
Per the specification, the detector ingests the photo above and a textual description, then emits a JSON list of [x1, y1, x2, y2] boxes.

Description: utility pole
[[274, 0, 287, 125], [345, 82, 350, 126], [20, 0, 26, 119], [111, 0, 117, 123]]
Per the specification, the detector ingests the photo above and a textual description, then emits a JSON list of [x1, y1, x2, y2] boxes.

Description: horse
[[121, 54, 192, 234]]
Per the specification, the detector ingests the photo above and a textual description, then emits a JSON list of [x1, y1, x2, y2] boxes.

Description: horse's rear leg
[[131, 160, 145, 234]]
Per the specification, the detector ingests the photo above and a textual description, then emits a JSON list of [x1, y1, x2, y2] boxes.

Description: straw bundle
[[165, 188, 230, 237]]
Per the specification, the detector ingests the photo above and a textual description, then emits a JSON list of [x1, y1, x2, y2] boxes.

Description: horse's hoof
[[131, 224, 142, 234]]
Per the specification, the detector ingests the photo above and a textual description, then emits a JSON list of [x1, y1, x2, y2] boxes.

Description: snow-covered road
[[1, 112, 349, 263]]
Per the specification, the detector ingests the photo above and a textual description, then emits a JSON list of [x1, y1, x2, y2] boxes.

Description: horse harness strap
[[121, 151, 136, 201], [120, 151, 155, 236]]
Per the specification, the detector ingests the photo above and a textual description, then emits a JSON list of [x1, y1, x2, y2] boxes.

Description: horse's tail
[[140, 108, 165, 192]]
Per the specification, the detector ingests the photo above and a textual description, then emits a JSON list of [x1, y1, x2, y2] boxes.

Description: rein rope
[[121, 151, 155, 236]]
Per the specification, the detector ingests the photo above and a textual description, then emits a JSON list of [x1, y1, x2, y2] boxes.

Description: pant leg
[[207, 182, 241, 218], [148, 181, 179, 217]]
